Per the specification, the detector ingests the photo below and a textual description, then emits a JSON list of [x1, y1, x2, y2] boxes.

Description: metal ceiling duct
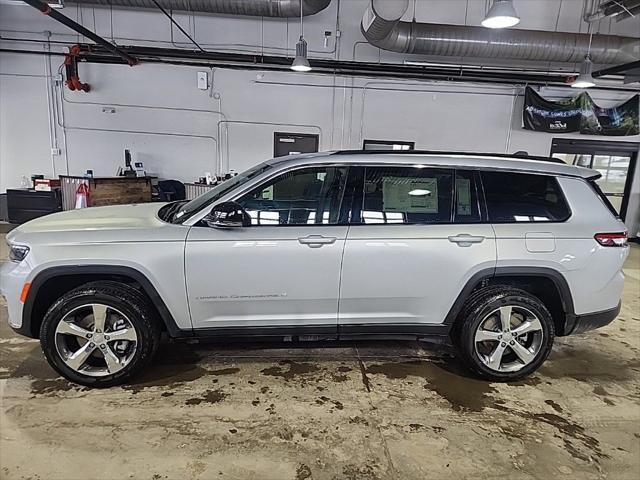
[[361, 0, 639, 64], [67, 0, 331, 17]]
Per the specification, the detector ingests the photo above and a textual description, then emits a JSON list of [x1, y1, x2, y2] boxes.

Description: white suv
[[1, 151, 629, 386]]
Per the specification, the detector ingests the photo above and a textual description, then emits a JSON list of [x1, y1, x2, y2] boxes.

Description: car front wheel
[[40, 281, 160, 387]]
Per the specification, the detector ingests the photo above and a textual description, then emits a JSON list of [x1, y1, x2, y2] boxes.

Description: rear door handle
[[448, 234, 485, 247], [298, 235, 337, 248]]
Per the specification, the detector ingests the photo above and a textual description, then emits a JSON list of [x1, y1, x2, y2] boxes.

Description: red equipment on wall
[[64, 44, 90, 92]]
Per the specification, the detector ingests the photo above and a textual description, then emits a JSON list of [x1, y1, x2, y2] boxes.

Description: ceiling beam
[[593, 59, 640, 85], [21, 0, 138, 66]]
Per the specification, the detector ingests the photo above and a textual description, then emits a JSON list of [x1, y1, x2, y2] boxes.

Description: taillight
[[594, 232, 627, 247]]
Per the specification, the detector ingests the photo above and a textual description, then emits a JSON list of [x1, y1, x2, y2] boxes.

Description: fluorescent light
[[291, 36, 311, 72], [571, 55, 596, 88], [482, 0, 520, 29], [408, 189, 431, 196]]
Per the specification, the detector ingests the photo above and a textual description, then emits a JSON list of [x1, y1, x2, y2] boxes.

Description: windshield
[[172, 162, 273, 223]]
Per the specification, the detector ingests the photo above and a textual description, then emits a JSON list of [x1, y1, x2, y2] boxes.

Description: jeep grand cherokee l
[[1, 151, 628, 386]]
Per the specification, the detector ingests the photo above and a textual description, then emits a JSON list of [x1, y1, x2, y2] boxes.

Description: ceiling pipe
[[66, 0, 331, 17], [22, 0, 138, 65], [12, 43, 583, 85], [361, 0, 639, 64], [6, 43, 638, 91], [593, 59, 640, 77]]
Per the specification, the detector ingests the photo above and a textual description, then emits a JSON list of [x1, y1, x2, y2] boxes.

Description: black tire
[[453, 286, 555, 382], [40, 281, 161, 387]]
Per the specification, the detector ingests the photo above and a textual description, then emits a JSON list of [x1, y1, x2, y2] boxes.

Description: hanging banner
[[523, 87, 583, 133], [580, 94, 640, 136], [523, 87, 639, 136]]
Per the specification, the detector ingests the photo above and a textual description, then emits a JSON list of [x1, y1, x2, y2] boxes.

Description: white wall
[[1, 1, 638, 215], [2, 53, 637, 187]]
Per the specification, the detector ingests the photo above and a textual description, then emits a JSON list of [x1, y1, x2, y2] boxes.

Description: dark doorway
[[551, 139, 638, 220], [274, 132, 319, 158]]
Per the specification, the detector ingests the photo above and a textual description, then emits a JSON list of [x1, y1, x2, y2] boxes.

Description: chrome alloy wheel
[[474, 305, 544, 373], [54, 304, 138, 377]]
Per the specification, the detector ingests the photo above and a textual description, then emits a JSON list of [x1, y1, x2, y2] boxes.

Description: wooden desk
[[60, 175, 155, 210]]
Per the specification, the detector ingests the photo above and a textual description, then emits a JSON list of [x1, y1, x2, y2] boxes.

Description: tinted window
[[173, 162, 272, 223], [237, 167, 348, 225], [481, 171, 570, 222], [359, 167, 453, 224], [455, 170, 481, 223]]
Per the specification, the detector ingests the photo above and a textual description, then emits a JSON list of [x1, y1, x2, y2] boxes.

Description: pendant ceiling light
[[482, 0, 521, 29], [291, 0, 311, 72], [291, 37, 311, 72], [571, 54, 596, 88]]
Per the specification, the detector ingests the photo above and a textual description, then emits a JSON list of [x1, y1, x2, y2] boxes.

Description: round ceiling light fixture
[[291, 37, 312, 72], [571, 55, 596, 88], [482, 0, 521, 29]]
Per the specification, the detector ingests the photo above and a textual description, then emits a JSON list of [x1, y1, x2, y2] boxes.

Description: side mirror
[[204, 201, 251, 228]]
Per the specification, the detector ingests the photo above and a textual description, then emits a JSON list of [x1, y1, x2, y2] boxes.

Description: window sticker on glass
[[261, 185, 274, 200], [456, 177, 472, 215], [382, 177, 438, 213]]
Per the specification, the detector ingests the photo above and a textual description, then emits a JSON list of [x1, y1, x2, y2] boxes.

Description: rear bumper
[[568, 302, 621, 335]]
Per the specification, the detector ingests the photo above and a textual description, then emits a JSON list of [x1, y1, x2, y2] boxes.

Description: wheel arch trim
[[444, 266, 575, 328], [21, 265, 188, 339]]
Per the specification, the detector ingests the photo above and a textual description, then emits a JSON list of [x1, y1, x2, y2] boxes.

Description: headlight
[[9, 244, 30, 263]]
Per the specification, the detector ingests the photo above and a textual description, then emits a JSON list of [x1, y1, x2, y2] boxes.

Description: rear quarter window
[[587, 179, 620, 219], [481, 171, 571, 223]]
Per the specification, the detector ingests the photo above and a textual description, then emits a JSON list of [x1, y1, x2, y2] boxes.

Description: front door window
[[237, 167, 348, 225]]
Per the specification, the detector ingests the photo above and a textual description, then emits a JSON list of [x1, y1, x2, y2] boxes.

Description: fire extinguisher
[[75, 182, 90, 209]]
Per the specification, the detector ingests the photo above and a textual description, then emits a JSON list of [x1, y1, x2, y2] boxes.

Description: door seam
[[336, 225, 350, 337], [183, 225, 196, 333]]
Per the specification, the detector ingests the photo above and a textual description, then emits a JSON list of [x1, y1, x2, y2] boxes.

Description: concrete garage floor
[[0, 240, 638, 480]]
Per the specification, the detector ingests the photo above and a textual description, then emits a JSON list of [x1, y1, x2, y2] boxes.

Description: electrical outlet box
[[197, 71, 208, 90]]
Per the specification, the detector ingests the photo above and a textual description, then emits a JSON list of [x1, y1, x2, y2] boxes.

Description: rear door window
[[358, 167, 454, 224], [481, 171, 571, 223]]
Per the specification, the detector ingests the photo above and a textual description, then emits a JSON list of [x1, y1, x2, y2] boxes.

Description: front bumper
[[568, 302, 621, 335], [0, 259, 31, 332]]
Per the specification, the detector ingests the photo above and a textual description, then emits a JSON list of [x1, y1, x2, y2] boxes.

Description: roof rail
[[330, 150, 565, 164]]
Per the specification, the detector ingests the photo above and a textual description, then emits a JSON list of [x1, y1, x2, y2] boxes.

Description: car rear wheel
[[454, 286, 555, 381], [40, 281, 160, 387]]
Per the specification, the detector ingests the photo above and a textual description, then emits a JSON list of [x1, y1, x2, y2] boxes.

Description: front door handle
[[298, 235, 337, 248], [448, 234, 485, 247]]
